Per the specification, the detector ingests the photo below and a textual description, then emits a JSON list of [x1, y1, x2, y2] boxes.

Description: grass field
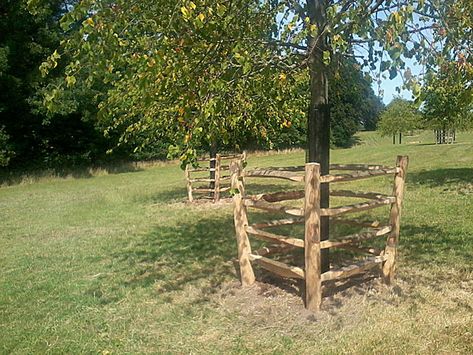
[[1, 131, 472, 354]]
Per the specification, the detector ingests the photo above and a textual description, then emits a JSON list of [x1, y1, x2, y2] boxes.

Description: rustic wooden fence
[[435, 129, 455, 144], [185, 152, 246, 203], [231, 156, 408, 312]]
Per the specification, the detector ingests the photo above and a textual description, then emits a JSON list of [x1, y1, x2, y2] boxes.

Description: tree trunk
[[307, 0, 330, 273], [399, 132, 402, 144], [393, 133, 396, 145]]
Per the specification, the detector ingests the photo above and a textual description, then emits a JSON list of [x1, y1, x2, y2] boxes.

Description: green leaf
[[65, 75, 76, 87], [323, 51, 331, 65], [216, 4, 226, 17]]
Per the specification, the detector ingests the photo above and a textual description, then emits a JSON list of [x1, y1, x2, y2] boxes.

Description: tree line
[[1, 0, 472, 171]]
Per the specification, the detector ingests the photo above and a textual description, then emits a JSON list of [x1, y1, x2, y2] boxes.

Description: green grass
[[1, 131, 472, 354]]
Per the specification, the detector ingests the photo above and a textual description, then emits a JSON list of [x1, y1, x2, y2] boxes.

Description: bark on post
[[214, 154, 221, 202], [383, 155, 409, 284], [304, 163, 322, 312], [307, 0, 330, 273], [231, 160, 255, 286], [185, 165, 193, 202]]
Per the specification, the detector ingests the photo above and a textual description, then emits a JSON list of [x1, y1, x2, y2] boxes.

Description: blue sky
[[378, 74, 415, 105], [377, 61, 422, 105]]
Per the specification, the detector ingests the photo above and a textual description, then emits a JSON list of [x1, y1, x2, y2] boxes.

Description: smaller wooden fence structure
[[434, 129, 455, 144], [231, 156, 408, 312], [185, 153, 246, 203]]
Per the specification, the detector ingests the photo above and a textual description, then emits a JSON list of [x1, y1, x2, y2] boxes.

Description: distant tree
[[0, 1, 61, 166], [330, 59, 384, 147], [0, 126, 14, 167], [422, 64, 473, 143], [0, 0, 119, 169], [377, 98, 421, 144]]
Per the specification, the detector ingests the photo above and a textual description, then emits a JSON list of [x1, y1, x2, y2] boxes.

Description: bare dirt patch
[[211, 268, 395, 327]]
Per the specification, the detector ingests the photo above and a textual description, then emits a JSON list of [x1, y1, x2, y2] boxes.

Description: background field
[[1, 131, 472, 354]]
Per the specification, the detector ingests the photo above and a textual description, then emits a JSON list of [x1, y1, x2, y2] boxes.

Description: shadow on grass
[[113, 215, 237, 298], [401, 223, 473, 269], [0, 161, 143, 186], [245, 182, 301, 196], [408, 168, 473, 187], [108, 216, 471, 310], [137, 186, 189, 204]]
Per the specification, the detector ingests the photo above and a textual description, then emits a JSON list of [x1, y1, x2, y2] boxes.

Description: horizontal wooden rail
[[188, 167, 209, 172], [196, 154, 242, 162], [243, 199, 304, 216], [249, 254, 305, 279], [319, 226, 391, 249], [193, 188, 215, 193], [339, 245, 382, 256], [249, 190, 305, 203], [329, 164, 395, 171], [196, 157, 216, 162], [244, 169, 304, 182], [330, 190, 392, 200], [321, 168, 399, 183], [245, 226, 304, 248], [219, 187, 232, 192], [250, 217, 304, 229], [189, 178, 215, 183], [321, 256, 386, 282], [220, 154, 242, 160], [330, 217, 381, 228], [255, 166, 305, 172], [321, 197, 395, 217], [253, 244, 295, 257]]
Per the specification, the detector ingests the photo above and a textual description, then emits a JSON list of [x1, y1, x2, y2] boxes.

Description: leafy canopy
[[377, 98, 421, 136], [40, 0, 472, 162]]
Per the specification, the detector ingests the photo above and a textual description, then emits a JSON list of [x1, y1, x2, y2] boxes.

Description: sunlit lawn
[[1, 131, 472, 353]]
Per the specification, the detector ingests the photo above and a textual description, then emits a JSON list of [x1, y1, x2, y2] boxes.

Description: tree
[[0, 0, 117, 169], [42, 0, 471, 274], [0, 0, 62, 167], [421, 64, 473, 143], [261, 57, 383, 150], [377, 98, 421, 143], [330, 59, 384, 147], [0, 126, 14, 167], [418, 0, 473, 143]]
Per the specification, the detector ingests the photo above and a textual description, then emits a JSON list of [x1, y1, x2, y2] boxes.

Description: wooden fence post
[[304, 163, 322, 311], [231, 160, 255, 286], [214, 154, 221, 202], [185, 165, 193, 202], [383, 155, 409, 284]]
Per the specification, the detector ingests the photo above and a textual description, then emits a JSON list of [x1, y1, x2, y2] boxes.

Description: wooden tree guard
[[186, 152, 245, 203], [232, 155, 409, 312]]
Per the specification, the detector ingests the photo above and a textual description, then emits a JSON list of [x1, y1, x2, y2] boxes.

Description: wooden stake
[[214, 154, 221, 202], [185, 165, 193, 202], [304, 163, 322, 312], [231, 160, 255, 286], [383, 155, 409, 284]]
